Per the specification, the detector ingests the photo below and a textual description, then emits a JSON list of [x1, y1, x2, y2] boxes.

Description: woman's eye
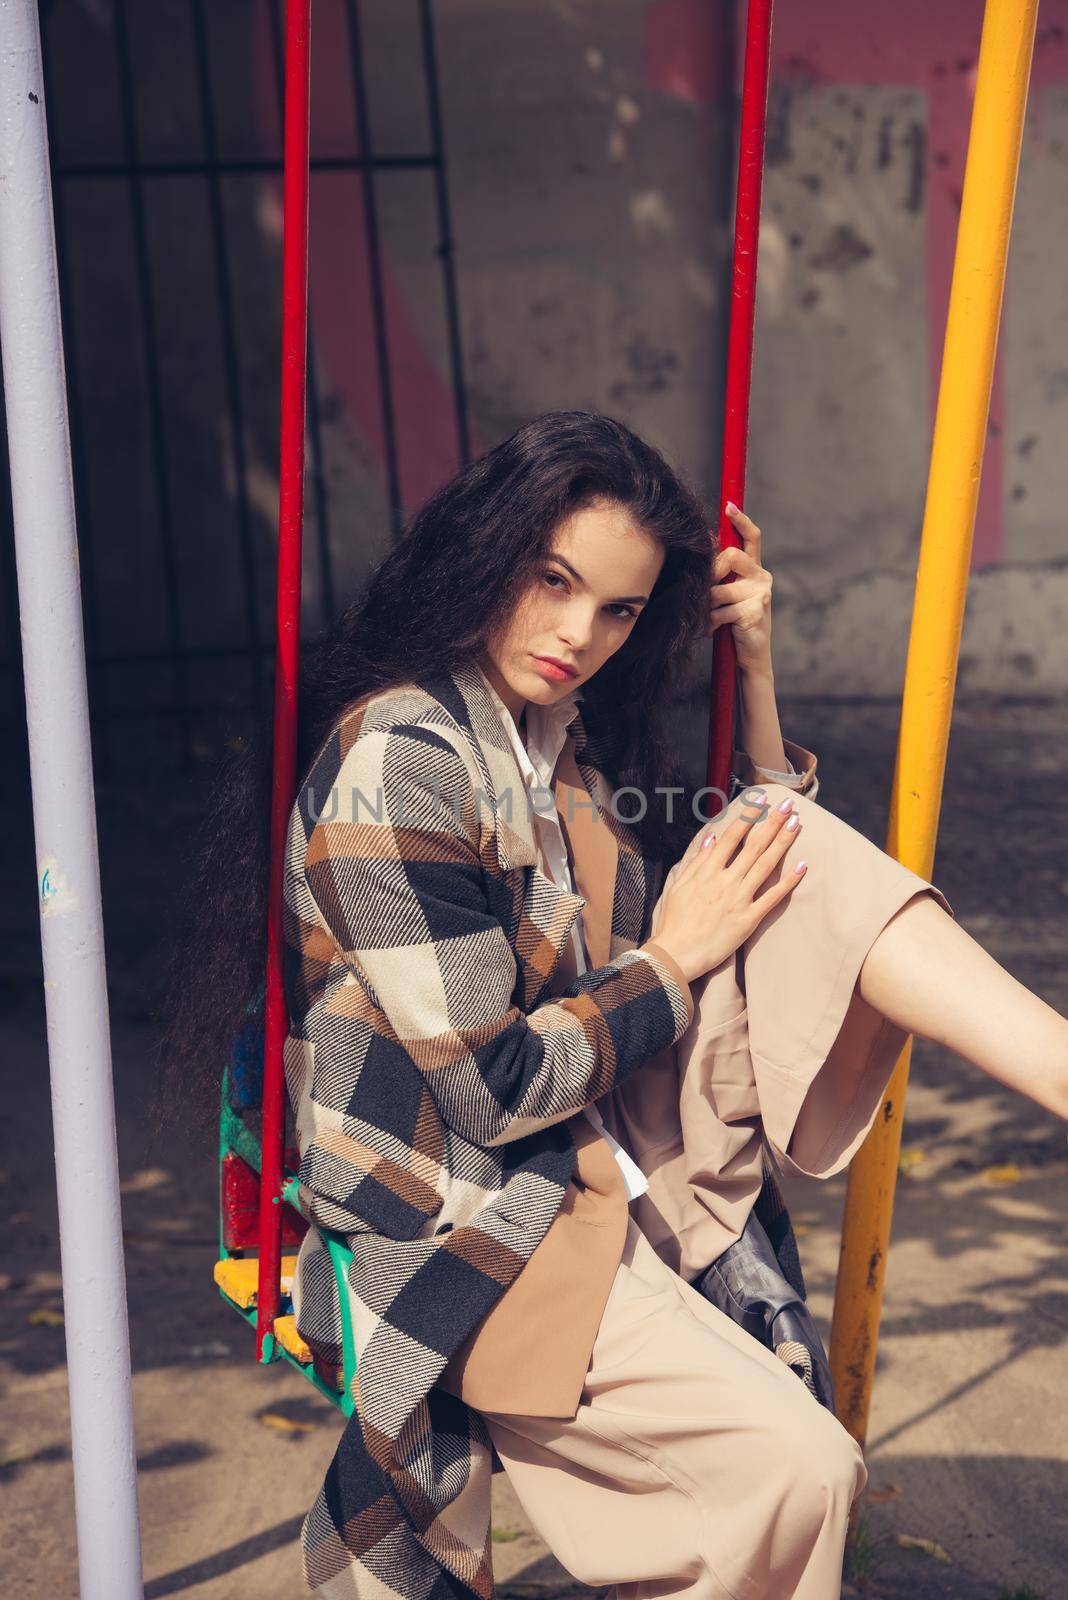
[[543, 571, 634, 618]]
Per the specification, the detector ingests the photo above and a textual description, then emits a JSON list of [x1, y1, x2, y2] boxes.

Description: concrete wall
[[3, 0, 1066, 761], [434, 0, 1068, 697]]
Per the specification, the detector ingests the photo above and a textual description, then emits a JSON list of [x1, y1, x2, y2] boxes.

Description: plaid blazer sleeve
[[302, 717, 694, 1149]]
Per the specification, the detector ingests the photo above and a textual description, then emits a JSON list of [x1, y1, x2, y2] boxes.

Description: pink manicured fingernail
[[794, 860, 807, 873], [777, 796, 793, 813], [702, 832, 716, 848], [786, 813, 800, 831]]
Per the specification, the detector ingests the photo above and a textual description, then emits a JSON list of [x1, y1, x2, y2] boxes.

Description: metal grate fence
[[0, 0, 469, 776]]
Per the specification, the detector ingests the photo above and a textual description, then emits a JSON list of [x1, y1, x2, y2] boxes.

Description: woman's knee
[[748, 1380, 863, 1483], [783, 1402, 867, 1515]]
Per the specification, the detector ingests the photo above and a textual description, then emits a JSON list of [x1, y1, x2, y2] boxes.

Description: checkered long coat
[[282, 660, 750, 1600]]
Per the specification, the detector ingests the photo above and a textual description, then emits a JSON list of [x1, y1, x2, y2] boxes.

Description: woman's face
[[479, 497, 665, 722]]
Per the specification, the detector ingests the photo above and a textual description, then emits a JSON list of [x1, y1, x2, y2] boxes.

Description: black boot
[[692, 1205, 836, 1413]]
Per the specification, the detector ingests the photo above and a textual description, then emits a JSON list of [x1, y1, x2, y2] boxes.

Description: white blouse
[[477, 665, 804, 1204]]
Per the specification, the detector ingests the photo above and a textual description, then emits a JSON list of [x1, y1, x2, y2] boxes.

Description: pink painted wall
[[647, 0, 1068, 573]]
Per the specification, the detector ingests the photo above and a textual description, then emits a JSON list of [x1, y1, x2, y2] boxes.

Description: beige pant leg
[[480, 1215, 866, 1600], [599, 781, 957, 1282]]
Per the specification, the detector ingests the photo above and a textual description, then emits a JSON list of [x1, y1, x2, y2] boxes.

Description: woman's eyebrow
[[549, 555, 651, 605]]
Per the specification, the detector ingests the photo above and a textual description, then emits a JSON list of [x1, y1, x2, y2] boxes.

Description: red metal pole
[[706, 0, 774, 800], [257, 0, 311, 1360]]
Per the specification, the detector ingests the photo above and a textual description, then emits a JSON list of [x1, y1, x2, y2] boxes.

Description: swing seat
[[273, 1313, 313, 1364], [214, 1254, 343, 1387], [213, 1254, 299, 1311], [217, 1039, 356, 1412]]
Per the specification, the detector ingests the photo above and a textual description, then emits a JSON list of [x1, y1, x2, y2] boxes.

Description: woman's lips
[[531, 655, 578, 682]]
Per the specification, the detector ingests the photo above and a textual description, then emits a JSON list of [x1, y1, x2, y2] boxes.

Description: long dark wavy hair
[[152, 409, 716, 1136]]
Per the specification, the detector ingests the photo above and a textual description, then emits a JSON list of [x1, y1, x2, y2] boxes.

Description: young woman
[[158, 409, 1068, 1600]]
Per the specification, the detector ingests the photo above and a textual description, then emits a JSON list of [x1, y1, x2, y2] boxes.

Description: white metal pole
[[0, 4, 144, 1595]]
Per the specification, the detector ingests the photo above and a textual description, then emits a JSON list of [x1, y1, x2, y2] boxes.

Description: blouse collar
[[475, 662, 584, 799]]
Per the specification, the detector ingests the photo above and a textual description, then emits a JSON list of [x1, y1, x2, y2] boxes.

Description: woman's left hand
[[705, 502, 775, 675]]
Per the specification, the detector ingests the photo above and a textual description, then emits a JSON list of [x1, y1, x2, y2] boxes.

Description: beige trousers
[[481, 1212, 866, 1600], [476, 780, 959, 1593], [478, 784, 956, 1598]]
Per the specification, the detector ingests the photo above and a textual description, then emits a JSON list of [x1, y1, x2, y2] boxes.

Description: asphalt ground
[[2, 695, 1066, 1598]]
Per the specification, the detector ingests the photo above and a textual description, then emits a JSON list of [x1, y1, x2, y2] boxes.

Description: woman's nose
[[560, 606, 597, 650]]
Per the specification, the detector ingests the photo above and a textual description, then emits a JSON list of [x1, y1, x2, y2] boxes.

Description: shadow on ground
[[2, 696, 1066, 1597]]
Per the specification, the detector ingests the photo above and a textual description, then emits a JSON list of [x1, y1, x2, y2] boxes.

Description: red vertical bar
[[706, 0, 774, 800], [257, 0, 311, 1360]]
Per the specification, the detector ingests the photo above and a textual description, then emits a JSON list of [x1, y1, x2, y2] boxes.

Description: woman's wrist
[[639, 937, 696, 1026]]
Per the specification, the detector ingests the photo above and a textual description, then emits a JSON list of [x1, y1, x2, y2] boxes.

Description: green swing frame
[[216, 1047, 358, 1417]]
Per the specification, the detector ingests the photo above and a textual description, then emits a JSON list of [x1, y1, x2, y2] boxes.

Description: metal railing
[[0, 0, 469, 776]]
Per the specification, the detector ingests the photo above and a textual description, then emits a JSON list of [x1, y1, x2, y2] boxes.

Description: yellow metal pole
[[828, 0, 1040, 1453]]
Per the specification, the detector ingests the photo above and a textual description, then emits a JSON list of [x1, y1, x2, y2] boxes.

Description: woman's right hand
[[649, 790, 807, 984]]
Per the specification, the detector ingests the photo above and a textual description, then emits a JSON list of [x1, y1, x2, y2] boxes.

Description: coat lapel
[[436, 662, 640, 1002], [429, 660, 541, 873], [551, 734, 618, 969], [563, 700, 658, 978]]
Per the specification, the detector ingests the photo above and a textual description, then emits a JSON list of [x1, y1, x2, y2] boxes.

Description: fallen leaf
[[895, 1533, 951, 1563], [28, 1308, 64, 1327], [866, 1479, 902, 1503], [259, 1411, 316, 1435], [981, 1163, 1021, 1185], [119, 1167, 171, 1195], [491, 1528, 522, 1543], [898, 1146, 928, 1171]]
